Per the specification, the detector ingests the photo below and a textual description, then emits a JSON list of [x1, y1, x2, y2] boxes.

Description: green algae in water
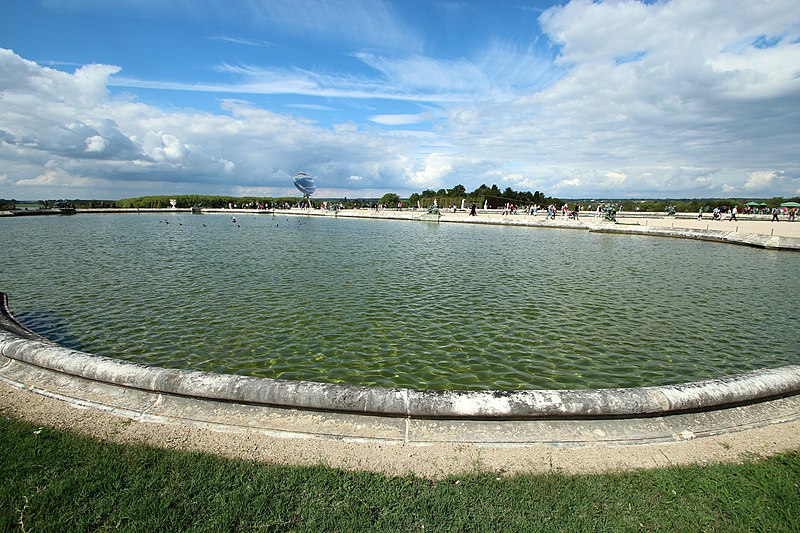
[[1, 213, 798, 390]]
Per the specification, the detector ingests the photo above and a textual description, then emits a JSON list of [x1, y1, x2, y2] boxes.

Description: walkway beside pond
[[1, 379, 798, 478], [216, 207, 800, 250]]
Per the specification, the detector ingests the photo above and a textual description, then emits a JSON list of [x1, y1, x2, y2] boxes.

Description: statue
[[603, 204, 617, 222]]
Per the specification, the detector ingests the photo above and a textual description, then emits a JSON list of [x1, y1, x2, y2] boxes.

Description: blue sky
[[1, 0, 799, 200]]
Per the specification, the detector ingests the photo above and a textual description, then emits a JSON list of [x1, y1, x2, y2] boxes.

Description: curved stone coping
[[589, 224, 800, 251], [2, 294, 799, 421]]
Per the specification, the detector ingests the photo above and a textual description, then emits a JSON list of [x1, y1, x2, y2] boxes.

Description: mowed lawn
[[1, 415, 798, 532]]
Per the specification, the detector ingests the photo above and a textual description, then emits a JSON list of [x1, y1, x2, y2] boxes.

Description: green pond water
[[1, 212, 798, 390]]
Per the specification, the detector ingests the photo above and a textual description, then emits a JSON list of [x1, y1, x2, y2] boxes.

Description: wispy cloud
[[111, 45, 561, 106], [43, 0, 422, 52], [208, 35, 274, 48], [232, 0, 423, 53], [287, 103, 337, 111], [111, 62, 477, 103], [369, 114, 426, 126]]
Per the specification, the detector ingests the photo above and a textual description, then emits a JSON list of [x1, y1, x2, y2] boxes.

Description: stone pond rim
[[1, 291, 799, 422]]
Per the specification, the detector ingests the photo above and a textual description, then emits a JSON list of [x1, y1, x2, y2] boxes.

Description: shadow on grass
[[1, 415, 798, 531]]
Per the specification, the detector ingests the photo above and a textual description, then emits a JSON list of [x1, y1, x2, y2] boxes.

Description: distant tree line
[[115, 195, 303, 209], [602, 196, 800, 213], [113, 195, 398, 209], [389, 186, 800, 212], [113, 195, 391, 209], [7, 193, 798, 213], [404, 184, 557, 209]]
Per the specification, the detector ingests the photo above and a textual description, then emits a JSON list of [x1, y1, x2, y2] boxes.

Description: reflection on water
[[1, 213, 798, 390]]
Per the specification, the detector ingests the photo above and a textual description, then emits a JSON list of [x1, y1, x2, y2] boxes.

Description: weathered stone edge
[[589, 224, 800, 251], [2, 293, 798, 420]]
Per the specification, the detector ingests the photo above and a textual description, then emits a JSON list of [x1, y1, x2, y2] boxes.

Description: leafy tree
[[449, 184, 466, 197], [380, 193, 400, 207]]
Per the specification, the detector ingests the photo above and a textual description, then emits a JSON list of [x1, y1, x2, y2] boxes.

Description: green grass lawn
[[1, 415, 798, 532]]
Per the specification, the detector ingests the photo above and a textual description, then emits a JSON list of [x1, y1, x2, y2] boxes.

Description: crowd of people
[[219, 200, 797, 223], [698, 205, 797, 222]]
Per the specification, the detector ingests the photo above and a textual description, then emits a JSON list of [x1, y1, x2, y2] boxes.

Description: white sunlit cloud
[[744, 170, 785, 192], [0, 48, 419, 199], [411, 153, 453, 187], [369, 114, 425, 126], [444, 0, 800, 197], [84, 135, 107, 153]]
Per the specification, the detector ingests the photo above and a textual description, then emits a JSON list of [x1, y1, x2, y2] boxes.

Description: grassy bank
[[1, 416, 798, 532]]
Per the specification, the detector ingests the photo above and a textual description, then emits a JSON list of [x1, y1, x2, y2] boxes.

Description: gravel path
[[3, 382, 798, 478]]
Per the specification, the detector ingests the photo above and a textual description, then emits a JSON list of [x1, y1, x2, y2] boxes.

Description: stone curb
[[589, 224, 800, 251], [2, 293, 798, 421]]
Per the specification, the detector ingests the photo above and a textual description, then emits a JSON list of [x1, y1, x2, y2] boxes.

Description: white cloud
[[143, 132, 189, 163], [16, 166, 107, 188], [369, 114, 425, 126], [744, 170, 783, 191], [0, 48, 424, 199], [84, 135, 107, 152], [556, 178, 581, 189], [500, 173, 542, 190], [412, 153, 453, 187], [438, 0, 800, 197], [287, 103, 337, 111], [604, 172, 627, 186]]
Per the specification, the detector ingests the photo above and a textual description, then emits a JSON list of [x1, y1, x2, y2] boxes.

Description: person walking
[[771, 207, 780, 222], [730, 205, 737, 221]]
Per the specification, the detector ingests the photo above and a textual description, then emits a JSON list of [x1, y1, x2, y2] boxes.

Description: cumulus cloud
[[16, 166, 110, 189], [84, 135, 107, 153], [744, 170, 785, 191], [443, 0, 800, 197], [412, 154, 453, 187], [604, 172, 628, 186], [0, 48, 418, 198], [556, 178, 581, 189]]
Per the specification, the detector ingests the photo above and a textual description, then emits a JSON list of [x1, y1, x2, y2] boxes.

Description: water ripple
[[1, 214, 798, 390]]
